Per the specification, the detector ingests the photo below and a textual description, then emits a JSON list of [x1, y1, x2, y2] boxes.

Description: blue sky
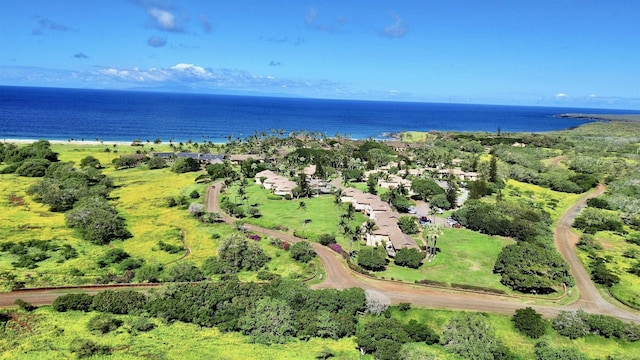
[[1, 0, 639, 109]]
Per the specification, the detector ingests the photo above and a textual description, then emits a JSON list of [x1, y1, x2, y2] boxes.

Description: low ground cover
[[0, 143, 308, 290], [378, 228, 513, 291], [2, 304, 638, 360], [227, 183, 367, 252]]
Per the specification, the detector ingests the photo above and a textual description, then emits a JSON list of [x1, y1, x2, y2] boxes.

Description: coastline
[[556, 113, 640, 122], [1, 138, 134, 146]]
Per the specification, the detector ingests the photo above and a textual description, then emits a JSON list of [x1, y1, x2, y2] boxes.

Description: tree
[[534, 340, 588, 360], [16, 159, 50, 177], [403, 319, 440, 344], [52, 293, 93, 312], [147, 156, 167, 169], [411, 178, 445, 201], [430, 194, 450, 210], [290, 241, 316, 263], [398, 216, 419, 234], [188, 202, 205, 217], [65, 197, 131, 245], [357, 246, 387, 271], [240, 297, 295, 345], [365, 289, 391, 315], [80, 156, 101, 169], [445, 177, 458, 208], [552, 311, 590, 339], [367, 174, 378, 195], [394, 248, 425, 268], [217, 234, 269, 272], [165, 262, 205, 282], [356, 317, 410, 360], [441, 313, 513, 360], [494, 243, 572, 294], [512, 307, 547, 339], [171, 157, 200, 173], [489, 154, 498, 183], [423, 223, 443, 260]]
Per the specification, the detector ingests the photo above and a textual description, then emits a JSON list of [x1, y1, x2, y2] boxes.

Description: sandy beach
[[2, 139, 145, 146]]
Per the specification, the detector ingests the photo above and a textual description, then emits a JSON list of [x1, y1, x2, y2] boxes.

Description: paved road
[[2, 183, 639, 323]]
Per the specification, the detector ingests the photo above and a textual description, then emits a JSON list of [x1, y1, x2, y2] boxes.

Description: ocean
[[0, 86, 635, 143]]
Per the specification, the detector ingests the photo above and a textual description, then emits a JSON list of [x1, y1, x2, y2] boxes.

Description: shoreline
[[1, 138, 134, 146], [556, 113, 640, 122]]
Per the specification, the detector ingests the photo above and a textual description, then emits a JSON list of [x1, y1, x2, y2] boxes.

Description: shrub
[[53, 293, 93, 312], [398, 302, 411, 311], [158, 240, 183, 254], [189, 190, 200, 199], [70, 339, 111, 358], [397, 216, 419, 234], [129, 317, 156, 333], [394, 248, 424, 269], [14, 299, 36, 312], [91, 290, 147, 314], [553, 310, 590, 339], [512, 307, 547, 339], [328, 243, 343, 254], [318, 233, 336, 246], [87, 314, 123, 334], [357, 247, 387, 271], [290, 241, 317, 263]]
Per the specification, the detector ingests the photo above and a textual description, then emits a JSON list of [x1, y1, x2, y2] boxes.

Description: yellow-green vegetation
[[501, 179, 583, 222], [576, 231, 640, 309], [0, 307, 359, 360], [379, 228, 513, 291], [0, 143, 307, 290], [4, 304, 637, 360], [390, 307, 640, 360]]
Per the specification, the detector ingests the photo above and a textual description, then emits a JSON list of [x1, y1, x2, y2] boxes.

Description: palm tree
[[423, 223, 443, 262], [363, 219, 378, 244]]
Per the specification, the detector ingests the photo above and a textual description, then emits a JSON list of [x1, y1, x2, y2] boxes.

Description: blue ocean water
[[0, 86, 635, 143]]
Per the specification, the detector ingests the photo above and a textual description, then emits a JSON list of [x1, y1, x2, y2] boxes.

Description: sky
[[1, 0, 639, 109]]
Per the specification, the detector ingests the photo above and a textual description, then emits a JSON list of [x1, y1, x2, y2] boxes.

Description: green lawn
[[378, 228, 513, 291], [228, 183, 368, 252]]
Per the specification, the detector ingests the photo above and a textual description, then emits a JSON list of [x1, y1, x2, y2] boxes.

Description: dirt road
[[2, 183, 639, 323]]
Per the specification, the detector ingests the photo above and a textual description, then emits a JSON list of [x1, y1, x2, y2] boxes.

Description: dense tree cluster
[[512, 307, 547, 338], [440, 312, 514, 360], [552, 310, 640, 341], [494, 242, 572, 294], [454, 200, 551, 242], [0, 140, 58, 176], [66, 197, 131, 245]]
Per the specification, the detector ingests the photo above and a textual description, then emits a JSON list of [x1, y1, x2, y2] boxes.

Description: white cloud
[[555, 92, 568, 99], [147, 7, 183, 32], [381, 15, 408, 38]]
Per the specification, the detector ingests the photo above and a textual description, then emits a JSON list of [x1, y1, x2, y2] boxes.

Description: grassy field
[[575, 231, 640, 310], [378, 228, 513, 291], [501, 179, 583, 223], [0, 143, 307, 289], [227, 183, 368, 252], [2, 305, 638, 360], [0, 307, 360, 360]]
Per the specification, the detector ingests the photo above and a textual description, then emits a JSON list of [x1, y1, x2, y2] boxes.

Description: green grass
[[501, 179, 583, 223], [228, 183, 368, 252], [576, 231, 640, 309], [0, 144, 308, 289], [389, 307, 640, 360], [378, 228, 513, 291], [0, 307, 361, 360]]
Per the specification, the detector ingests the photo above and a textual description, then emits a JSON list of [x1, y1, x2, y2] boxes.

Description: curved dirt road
[[2, 183, 639, 323]]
